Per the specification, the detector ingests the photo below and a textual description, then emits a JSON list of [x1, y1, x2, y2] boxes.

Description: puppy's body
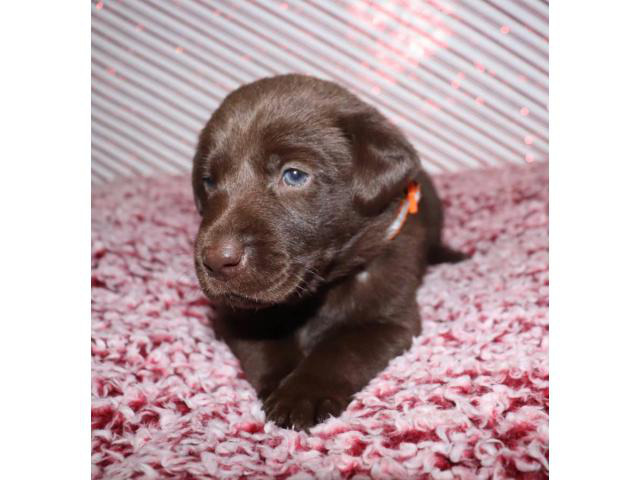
[[192, 75, 465, 429]]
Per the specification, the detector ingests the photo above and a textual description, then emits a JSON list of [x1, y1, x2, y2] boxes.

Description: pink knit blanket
[[92, 162, 548, 479]]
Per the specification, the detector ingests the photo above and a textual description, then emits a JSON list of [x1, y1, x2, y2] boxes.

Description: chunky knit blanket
[[92, 162, 549, 479]]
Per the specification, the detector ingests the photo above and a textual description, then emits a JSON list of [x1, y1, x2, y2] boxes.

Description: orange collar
[[386, 181, 421, 240]]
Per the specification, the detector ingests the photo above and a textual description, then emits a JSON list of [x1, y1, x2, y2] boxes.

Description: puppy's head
[[192, 75, 419, 308]]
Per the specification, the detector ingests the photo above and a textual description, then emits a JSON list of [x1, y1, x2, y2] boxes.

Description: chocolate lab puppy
[[192, 74, 466, 430]]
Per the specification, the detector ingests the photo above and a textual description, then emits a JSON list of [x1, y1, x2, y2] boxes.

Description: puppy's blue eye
[[282, 168, 309, 187], [202, 176, 215, 191]]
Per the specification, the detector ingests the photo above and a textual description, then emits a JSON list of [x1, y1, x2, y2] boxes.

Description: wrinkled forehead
[[203, 101, 348, 171]]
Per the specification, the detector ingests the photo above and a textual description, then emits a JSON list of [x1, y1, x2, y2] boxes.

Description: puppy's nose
[[202, 238, 245, 278]]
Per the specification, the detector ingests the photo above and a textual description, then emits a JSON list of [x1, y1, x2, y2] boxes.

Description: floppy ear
[[340, 111, 419, 215]]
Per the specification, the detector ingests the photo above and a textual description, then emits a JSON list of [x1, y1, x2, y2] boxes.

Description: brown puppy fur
[[192, 74, 466, 430]]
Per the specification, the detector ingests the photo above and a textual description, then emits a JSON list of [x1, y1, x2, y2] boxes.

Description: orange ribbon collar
[[386, 181, 421, 240]]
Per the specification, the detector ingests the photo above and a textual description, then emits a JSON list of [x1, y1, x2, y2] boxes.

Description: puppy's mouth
[[197, 260, 322, 309]]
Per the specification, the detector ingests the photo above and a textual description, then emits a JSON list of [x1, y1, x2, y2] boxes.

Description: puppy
[[192, 74, 466, 430]]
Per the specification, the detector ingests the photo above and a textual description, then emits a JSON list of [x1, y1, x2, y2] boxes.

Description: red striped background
[[91, 0, 548, 184]]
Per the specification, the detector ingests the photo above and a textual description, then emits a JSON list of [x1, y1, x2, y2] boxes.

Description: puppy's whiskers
[[304, 266, 325, 285]]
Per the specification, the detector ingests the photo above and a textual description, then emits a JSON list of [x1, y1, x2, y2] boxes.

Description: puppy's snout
[[202, 237, 246, 279]]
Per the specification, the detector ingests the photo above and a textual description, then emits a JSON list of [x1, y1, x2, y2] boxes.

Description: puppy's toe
[[264, 392, 349, 430], [271, 408, 291, 428], [289, 399, 316, 430], [315, 397, 345, 424], [265, 396, 311, 430]]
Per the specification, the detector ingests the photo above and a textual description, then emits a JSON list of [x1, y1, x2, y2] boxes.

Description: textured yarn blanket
[[92, 162, 549, 479]]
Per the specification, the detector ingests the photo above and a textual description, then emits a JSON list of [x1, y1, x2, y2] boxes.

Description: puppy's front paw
[[263, 375, 351, 430]]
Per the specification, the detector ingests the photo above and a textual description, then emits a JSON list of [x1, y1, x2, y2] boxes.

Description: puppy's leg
[[227, 337, 302, 401], [263, 322, 414, 430]]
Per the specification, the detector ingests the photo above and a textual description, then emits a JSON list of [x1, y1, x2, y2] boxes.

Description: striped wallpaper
[[91, 0, 548, 185]]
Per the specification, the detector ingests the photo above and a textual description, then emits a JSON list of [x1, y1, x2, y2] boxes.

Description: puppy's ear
[[340, 110, 419, 215]]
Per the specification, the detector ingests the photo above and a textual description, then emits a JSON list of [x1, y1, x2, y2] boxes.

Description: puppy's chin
[[195, 262, 316, 310], [215, 292, 276, 310]]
